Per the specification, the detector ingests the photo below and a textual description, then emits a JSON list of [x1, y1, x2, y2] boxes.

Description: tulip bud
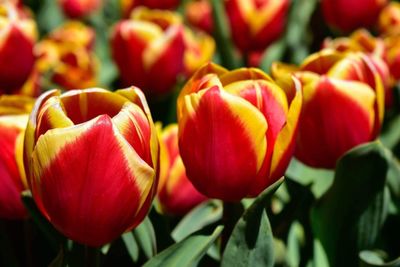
[[323, 30, 393, 108], [177, 63, 302, 201], [59, 0, 102, 18], [24, 87, 159, 246], [378, 2, 400, 36], [225, 0, 290, 53], [185, 0, 213, 34], [0, 95, 34, 219], [111, 7, 214, 96], [272, 50, 384, 169], [0, 2, 37, 94], [121, 0, 181, 18], [157, 124, 207, 215], [321, 0, 388, 32], [35, 22, 98, 90]]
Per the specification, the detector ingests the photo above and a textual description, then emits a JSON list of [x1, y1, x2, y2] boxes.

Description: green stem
[[221, 202, 243, 254], [210, 0, 240, 69]]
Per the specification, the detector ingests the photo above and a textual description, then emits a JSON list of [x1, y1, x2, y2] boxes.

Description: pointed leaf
[[172, 200, 222, 242], [143, 226, 223, 267], [311, 142, 390, 267], [133, 217, 157, 259], [221, 178, 284, 267]]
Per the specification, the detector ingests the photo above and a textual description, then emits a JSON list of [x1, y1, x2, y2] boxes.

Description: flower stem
[[221, 201, 244, 254]]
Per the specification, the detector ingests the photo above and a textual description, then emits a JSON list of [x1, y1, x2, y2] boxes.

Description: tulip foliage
[[1, 0, 400, 267]]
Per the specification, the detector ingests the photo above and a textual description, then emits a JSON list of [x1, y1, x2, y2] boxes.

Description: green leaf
[[172, 200, 222, 242], [133, 217, 157, 259], [360, 251, 400, 267], [286, 221, 305, 267], [311, 142, 390, 267], [285, 158, 334, 199], [49, 248, 65, 267], [210, 0, 240, 69], [21, 191, 65, 252], [221, 178, 284, 267], [260, 40, 287, 73], [380, 116, 400, 150], [143, 225, 223, 267], [122, 232, 139, 263], [36, 0, 65, 35]]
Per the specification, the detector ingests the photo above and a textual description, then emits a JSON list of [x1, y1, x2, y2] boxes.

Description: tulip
[[0, 95, 34, 219], [111, 7, 215, 96], [59, 0, 102, 18], [378, 2, 400, 36], [321, 0, 387, 32], [272, 49, 384, 169], [0, 2, 37, 94], [121, 0, 181, 18], [225, 0, 290, 53], [158, 124, 207, 215], [323, 30, 393, 108], [185, 0, 213, 34], [177, 63, 302, 201], [23, 87, 159, 246], [35, 22, 98, 90]]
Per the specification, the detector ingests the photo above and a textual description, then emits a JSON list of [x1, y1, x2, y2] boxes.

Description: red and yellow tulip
[[59, 0, 102, 18], [323, 30, 393, 107], [225, 0, 290, 53], [185, 0, 213, 34], [378, 2, 400, 36], [121, 0, 181, 18], [0, 95, 34, 219], [111, 7, 215, 96], [24, 87, 159, 246], [158, 124, 207, 215], [0, 2, 37, 94], [177, 63, 302, 202], [321, 0, 387, 32], [35, 22, 98, 90], [272, 49, 384, 169]]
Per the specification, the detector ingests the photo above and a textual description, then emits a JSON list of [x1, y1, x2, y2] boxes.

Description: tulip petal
[[301, 49, 344, 75], [269, 77, 302, 180], [295, 77, 375, 168], [179, 86, 267, 201], [31, 115, 155, 246]]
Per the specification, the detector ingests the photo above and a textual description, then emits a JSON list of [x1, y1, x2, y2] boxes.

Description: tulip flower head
[[321, 0, 388, 32], [272, 49, 385, 169], [24, 87, 159, 246], [158, 124, 207, 215], [35, 22, 98, 90], [378, 2, 400, 36], [59, 0, 102, 18], [0, 2, 37, 94], [121, 0, 181, 18], [0, 95, 34, 219], [185, 0, 213, 34], [323, 30, 392, 107], [225, 0, 290, 53], [177, 63, 302, 202], [111, 7, 215, 97]]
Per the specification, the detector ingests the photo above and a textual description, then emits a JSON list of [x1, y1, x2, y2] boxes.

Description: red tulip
[[322, 0, 388, 32], [0, 2, 37, 94], [378, 2, 400, 36], [272, 50, 385, 169], [177, 63, 302, 201], [121, 0, 180, 18], [185, 0, 213, 34], [0, 95, 34, 219], [59, 0, 102, 18], [111, 7, 214, 96], [157, 124, 207, 215], [35, 22, 98, 90], [24, 87, 159, 246], [225, 0, 290, 53]]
